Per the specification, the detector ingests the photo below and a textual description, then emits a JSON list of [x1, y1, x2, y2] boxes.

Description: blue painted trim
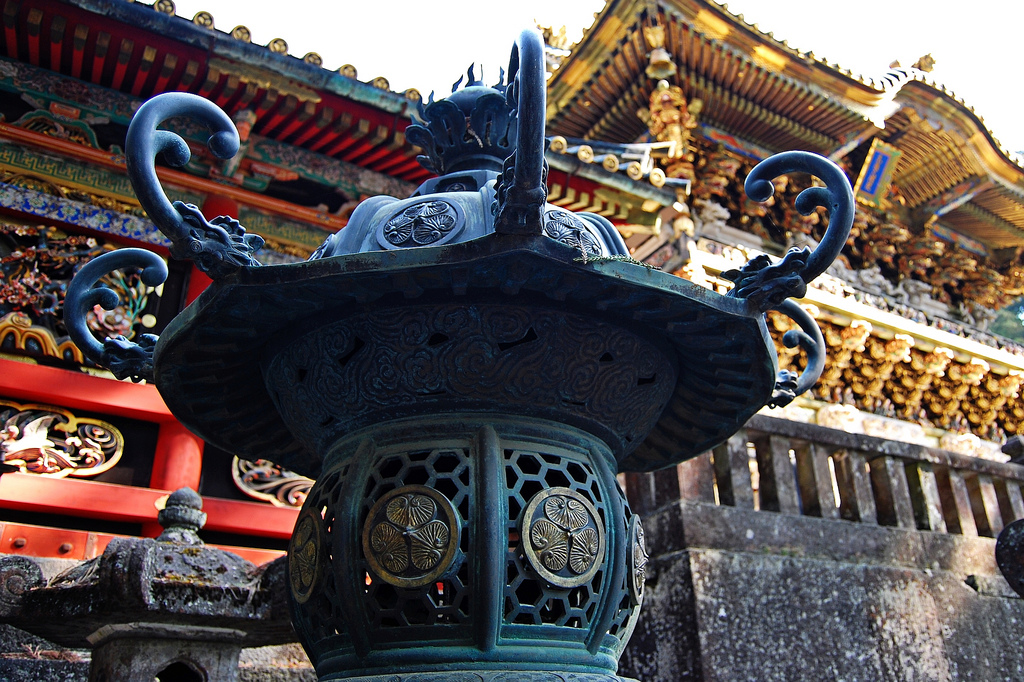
[[0, 182, 168, 246]]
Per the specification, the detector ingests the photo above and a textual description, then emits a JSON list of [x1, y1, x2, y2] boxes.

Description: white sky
[[171, 0, 1024, 153]]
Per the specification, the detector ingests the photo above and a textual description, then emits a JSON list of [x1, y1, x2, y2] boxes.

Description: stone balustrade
[[619, 414, 1024, 681], [625, 414, 1024, 538]]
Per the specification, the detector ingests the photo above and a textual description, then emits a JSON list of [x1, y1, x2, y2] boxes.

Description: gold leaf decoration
[[386, 493, 435, 528], [545, 496, 589, 531], [521, 487, 606, 588], [0, 400, 123, 478], [531, 518, 568, 571], [288, 511, 324, 604], [362, 484, 461, 588], [370, 522, 408, 574], [409, 520, 449, 571], [569, 527, 599, 574], [192, 11, 213, 28], [633, 526, 648, 592]]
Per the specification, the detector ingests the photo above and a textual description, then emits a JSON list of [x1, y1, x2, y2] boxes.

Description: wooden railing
[[624, 414, 1024, 539]]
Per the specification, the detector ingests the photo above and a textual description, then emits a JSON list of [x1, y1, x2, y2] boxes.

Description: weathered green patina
[[63, 28, 852, 682]]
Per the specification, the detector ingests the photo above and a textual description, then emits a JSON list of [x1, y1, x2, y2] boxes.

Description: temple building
[[541, 0, 1024, 452], [1, 0, 1023, 679]]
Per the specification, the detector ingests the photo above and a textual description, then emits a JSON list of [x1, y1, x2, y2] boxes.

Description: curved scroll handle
[[724, 151, 854, 312], [125, 92, 263, 279], [64, 248, 168, 383], [768, 300, 825, 408], [493, 29, 547, 235]]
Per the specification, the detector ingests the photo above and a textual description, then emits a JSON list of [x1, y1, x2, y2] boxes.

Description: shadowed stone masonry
[[620, 501, 1024, 681]]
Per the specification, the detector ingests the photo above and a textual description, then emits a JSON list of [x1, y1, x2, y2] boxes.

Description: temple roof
[[884, 82, 1024, 249], [6, 0, 432, 185], [547, 0, 883, 154], [546, 0, 1024, 252], [8, 0, 1024, 251]]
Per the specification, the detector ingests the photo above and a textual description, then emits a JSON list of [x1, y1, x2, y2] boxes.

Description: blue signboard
[[853, 139, 902, 207]]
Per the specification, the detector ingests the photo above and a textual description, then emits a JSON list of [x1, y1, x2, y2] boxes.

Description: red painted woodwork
[[0, 358, 171, 421], [273, 101, 317, 140], [150, 421, 204, 491], [90, 30, 109, 82], [2, 2, 18, 59], [184, 266, 212, 306], [201, 194, 240, 220], [0, 360, 297, 552], [24, 8, 40, 66], [1, 521, 106, 560], [0, 520, 284, 565], [0, 474, 298, 540], [109, 37, 132, 90], [70, 23, 87, 78], [48, 15, 64, 72], [290, 106, 335, 147]]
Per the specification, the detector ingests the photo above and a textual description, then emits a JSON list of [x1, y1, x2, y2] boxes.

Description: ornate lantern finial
[[406, 64, 512, 175], [156, 487, 207, 545]]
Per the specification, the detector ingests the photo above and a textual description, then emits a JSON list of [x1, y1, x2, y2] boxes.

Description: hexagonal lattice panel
[[291, 464, 348, 643], [360, 447, 472, 628], [606, 504, 639, 643], [503, 448, 606, 628]]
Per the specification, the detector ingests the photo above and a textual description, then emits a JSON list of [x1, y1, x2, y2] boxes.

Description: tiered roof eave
[[545, 0, 1024, 254], [546, 0, 885, 152], [67, 0, 419, 111]]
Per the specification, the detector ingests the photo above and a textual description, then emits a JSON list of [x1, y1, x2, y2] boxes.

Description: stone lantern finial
[[156, 487, 207, 545]]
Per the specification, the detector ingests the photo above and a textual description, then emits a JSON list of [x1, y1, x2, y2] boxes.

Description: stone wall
[[620, 501, 1024, 681]]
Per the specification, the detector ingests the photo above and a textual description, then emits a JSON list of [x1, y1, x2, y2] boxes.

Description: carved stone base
[[88, 623, 244, 682]]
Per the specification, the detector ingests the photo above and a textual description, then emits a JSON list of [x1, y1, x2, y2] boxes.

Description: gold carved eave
[[943, 202, 1024, 248], [804, 287, 1023, 372], [690, 246, 1024, 374], [547, 0, 634, 116], [547, 182, 632, 221], [665, 0, 883, 106], [895, 86, 1024, 197], [676, 71, 836, 151], [207, 58, 322, 104], [549, 0, 874, 152]]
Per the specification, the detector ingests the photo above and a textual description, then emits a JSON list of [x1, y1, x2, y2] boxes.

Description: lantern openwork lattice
[[65, 29, 852, 682]]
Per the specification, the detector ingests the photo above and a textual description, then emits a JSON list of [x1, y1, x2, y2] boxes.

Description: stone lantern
[[1, 488, 294, 681], [62, 30, 853, 682]]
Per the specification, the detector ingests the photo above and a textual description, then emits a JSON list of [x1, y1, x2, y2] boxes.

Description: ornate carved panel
[[0, 222, 160, 366], [0, 400, 123, 477], [770, 311, 1023, 444], [231, 456, 312, 508]]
